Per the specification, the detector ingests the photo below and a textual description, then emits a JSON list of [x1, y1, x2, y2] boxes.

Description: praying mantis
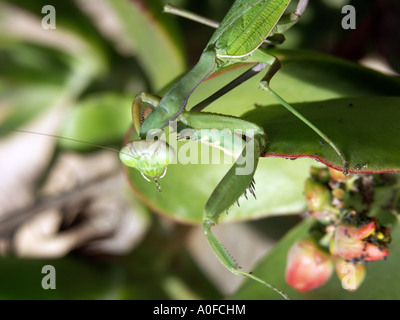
[[119, 0, 349, 299]]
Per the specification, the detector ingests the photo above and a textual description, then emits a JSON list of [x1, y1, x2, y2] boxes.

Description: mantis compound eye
[[119, 140, 175, 180]]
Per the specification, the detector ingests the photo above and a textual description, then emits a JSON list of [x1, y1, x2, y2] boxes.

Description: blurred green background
[[0, 0, 399, 299]]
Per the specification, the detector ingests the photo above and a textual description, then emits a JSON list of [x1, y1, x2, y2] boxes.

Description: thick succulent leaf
[[127, 50, 400, 224], [242, 96, 400, 173], [187, 49, 400, 116], [230, 218, 400, 300], [125, 151, 315, 224]]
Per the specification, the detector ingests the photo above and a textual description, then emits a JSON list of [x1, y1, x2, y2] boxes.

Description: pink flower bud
[[332, 222, 389, 262], [335, 257, 366, 291], [285, 238, 333, 292]]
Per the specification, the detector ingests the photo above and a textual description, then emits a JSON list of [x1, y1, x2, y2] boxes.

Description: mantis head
[[119, 140, 175, 191]]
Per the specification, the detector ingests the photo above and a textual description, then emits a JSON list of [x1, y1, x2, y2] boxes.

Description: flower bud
[[335, 257, 366, 292], [285, 238, 333, 292], [332, 222, 389, 262], [304, 178, 338, 222]]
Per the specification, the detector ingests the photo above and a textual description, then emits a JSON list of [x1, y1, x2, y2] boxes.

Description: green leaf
[[0, 2, 108, 135], [104, 0, 186, 90], [0, 85, 62, 135], [125, 148, 315, 224], [187, 49, 400, 116], [59, 93, 133, 151], [125, 50, 400, 224], [230, 218, 400, 300], [242, 96, 400, 173], [0, 43, 74, 134]]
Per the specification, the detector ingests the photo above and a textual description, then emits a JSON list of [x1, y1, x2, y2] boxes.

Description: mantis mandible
[[120, 0, 348, 299]]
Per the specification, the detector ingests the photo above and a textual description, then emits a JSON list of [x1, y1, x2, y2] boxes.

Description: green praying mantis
[[119, 0, 349, 299]]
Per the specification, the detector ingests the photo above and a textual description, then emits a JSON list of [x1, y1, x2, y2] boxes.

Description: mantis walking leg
[[179, 111, 288, 299], [190, 53, 349, 173], [164, 0, 348, 173], [120, 0, 345, 297], [250, 50, 349, 173]]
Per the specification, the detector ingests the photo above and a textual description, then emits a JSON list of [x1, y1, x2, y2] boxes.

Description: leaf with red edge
[[241, 96, 400, 174], [124, 50, 400, 224]]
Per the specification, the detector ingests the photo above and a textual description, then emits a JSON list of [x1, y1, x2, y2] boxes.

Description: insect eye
[[119, 140, 175, 178]]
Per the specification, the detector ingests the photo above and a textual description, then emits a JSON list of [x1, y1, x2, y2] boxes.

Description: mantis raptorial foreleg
[[164, 0, 348, 173], [119, 0, 347, 298], [190, 57, 349, 173], [131, 92, 161, 133], [179, 111, 288, 299]]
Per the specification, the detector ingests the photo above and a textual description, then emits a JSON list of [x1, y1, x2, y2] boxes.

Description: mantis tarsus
[[119, 0, 349, 299]]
